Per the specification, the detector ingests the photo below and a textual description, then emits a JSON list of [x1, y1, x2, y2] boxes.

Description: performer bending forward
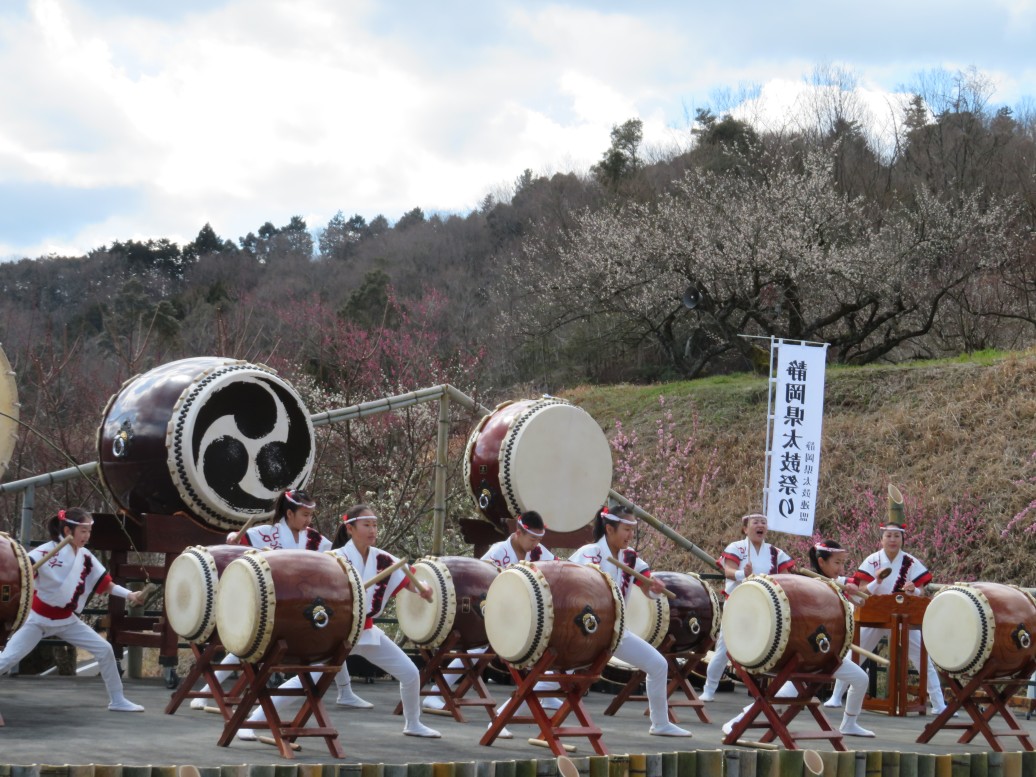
[[0, 508, 145, 712], [240, 504, 440, 739], [570, 505, 692, 737], [828, 518, 947, 714], [720, 539, 874, 738], [701, 513, 795, 701]]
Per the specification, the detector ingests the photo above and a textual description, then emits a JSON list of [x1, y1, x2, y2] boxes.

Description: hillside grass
[[565, 348, 1036, 585]]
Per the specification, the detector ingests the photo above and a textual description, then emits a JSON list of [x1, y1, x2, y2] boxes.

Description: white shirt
[[718, 538, 794, 596], [29, 541, 110, 617], [569, 536, 651, 600], [854, 549, 932, 595], [481, 537, 555, 568], [235, 518, 332, 551]]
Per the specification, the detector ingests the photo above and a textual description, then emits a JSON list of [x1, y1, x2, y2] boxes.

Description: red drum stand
[[602, 636, 711, 724], [164, 642, 248, 719], [916, 660, 1036, 752], [482, 648, 612, 756], [724, 656, 847, 751], [393, 630, 498, 723], [217, 639, 348, 760]]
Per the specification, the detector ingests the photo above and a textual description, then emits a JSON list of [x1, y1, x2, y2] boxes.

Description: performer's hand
[[227, 531, 241, 544], [419, 582, 434, 602], [126, 590, 146, 607], [903, 581, 916, 594], [649, 577, 665, 595], [743, 561, 753, 577], [842, 582, 862, 599]]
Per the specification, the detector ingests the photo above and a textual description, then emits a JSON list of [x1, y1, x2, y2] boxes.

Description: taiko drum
[[164, 544, 252, 644], [396, 556, 499, 649], [0, 531, 33, 643], [627, 570, 721, 653]]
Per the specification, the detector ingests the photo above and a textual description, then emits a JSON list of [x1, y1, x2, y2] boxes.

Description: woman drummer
[[569, 505, 692, 737], [0, 508, 145, 713], [239, 504, 441, 740], [720, 539, 874, 738], [194, 488, 332, 709]]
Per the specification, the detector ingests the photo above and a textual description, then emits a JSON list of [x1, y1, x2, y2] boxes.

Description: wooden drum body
[[215, 549, 364, 663], [0, 531, 33, 642], [96, 357, 315, 530], [464, 399, 612, 532], [627, 570, 720, 652], [922, 582, 1036, 679], [397, 556, 499, 649], [164, 544, 252, 644], [484, 560, 624, 670], [723, 573, 853, 675]]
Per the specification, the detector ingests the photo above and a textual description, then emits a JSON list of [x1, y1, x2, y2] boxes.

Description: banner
[[764, 340, 829, 536]]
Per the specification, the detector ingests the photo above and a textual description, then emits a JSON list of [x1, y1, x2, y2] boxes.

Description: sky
[[1, 0, 1034, 261]]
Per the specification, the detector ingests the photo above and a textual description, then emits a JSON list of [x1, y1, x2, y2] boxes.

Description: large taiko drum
[[464, 399, 612, 532], [723, 574, 853, 675], [484, 560, 624, 670], [922, 582, 1036, 679], [397, 556, 499, 649], [0, 531, 33, 642], [626, 571, 721, 652], [96, 357, 315, 531], [215, 549, 364, 663], [164, 544, 252, 644]]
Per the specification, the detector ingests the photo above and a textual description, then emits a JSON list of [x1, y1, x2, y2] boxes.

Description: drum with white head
[[922, 582, 1036, 679], [484, 560, 624, 670], [627, 570, 720, 652], [397, 556, 499, 649], [164, 544, 252, 644], [0, 531, 33, 644], [723, 573, 853, 675], [464, 399, 612, 533]]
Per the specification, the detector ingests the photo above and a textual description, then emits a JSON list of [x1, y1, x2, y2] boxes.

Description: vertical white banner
[[765, 340, 829, 536]]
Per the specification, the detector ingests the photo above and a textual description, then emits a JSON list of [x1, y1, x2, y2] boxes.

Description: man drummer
[[826, 515, 948, 714], [700, 512, 795, 702], [423, 510, 556, 722]]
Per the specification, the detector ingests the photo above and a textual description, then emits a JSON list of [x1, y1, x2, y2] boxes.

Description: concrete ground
[[1, 673, 1033, 767]]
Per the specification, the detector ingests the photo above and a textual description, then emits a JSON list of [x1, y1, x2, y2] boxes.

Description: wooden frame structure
[[853, 593, 930, 716], [602, 635, 711, 724], [393, 630, 498, 723]]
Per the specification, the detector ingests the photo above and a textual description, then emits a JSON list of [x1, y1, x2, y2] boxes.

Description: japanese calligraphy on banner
[[764, 340, 830, 537]]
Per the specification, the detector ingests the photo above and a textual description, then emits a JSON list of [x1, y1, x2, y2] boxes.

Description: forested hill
[[569, 351, 1036, 587]]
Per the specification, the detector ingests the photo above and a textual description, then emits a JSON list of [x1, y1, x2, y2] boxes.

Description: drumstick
[[364, 557, 408, 589], [32, 534, 74, 571], [529, 738, 577, 752], [877, 567, 893, 581], [607, 557, 676, 600], [794, 567, 869, 599], [735, 740, 779, 750], [850, 644, 890, 667], [232, 514, 259, 544], [257, 735, 301, 751], [400, 563, 429, 596]]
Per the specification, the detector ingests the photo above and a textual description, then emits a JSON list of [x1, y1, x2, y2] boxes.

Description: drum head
[[485, 566, 551, 666], [923, 586, 990, 674], [165, 547, 218, 642], [723, 578, 786, 670], [397, 560, 454, 647], [0, 344, 18, 481], [501, 402, 612, 532], [0, 531, 34, 635], [626, 584, 668, 648], [215, 554, 274, 661]]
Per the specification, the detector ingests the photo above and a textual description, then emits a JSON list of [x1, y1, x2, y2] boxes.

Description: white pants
[[0, 611, 130, 705], [830, 626, 945, 709], [728, 656, 869, 726], [249, 627, 423, 729], [612, 629, 671, 727], [196, 651, 239, 694], [703, 628, 729, 693]]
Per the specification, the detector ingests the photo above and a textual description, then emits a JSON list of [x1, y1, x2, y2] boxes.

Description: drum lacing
[[745, 576, 789, 673], [424, 560, 453, 648], [498, 399, 568, 518], [512, 564, 547, 668], [945, 584, 993, 679], [182, 547, 217, 643], [8, 533, 34, 633], [240, 553, 273, 661]]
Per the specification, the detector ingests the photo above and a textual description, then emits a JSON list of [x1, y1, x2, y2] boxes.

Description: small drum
[[723, 573, 853, 675], [215, 549, 364, 663], [397, 556, 499, 649], [0, 531, 33, 642], [464, 399, 612, 532], [484, 560, 624, 670], [164, 544, 252, 643], [96, 357, 315, 530], [626, 571, 721, 652], [922, 582, 1036, 679]]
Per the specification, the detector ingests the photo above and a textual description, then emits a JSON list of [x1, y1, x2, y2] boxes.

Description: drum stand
[[164, 642, 248, 718], [217, 640, 348, 760], [724, 657, 847, 751], [602, 636, 711, 724], [916, 661, 1036, 752], [482, 648, 612, 756], [392, 630, 498, 723]]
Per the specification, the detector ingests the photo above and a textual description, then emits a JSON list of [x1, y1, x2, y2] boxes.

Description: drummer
[[827, 517, 948, 714], [720, 539, 874, 738], [193, 487, 333, 709], [239, 504, 441, 739], [0, 508, 146, 713], [423, 510, 557, 723], [700, 512, 795, 702], [570, 505, 692, 737]]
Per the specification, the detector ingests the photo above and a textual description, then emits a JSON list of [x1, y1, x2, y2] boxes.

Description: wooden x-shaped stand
[[724, 656, 847, 751], [165, 642, 248, 718], [917, 661, 1036, 752], [602, 635, 711, 724], [482, 648, 612, 756], [392, 630, 498, 723], [217, 640, 348, 760]]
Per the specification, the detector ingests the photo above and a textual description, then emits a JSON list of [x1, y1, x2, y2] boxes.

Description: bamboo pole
[[431, 394, 449, 556], [607, 490, 719, 571]]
